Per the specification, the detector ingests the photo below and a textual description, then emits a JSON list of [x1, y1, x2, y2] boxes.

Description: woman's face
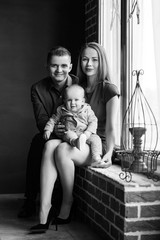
[[81, 47, 99, 77]]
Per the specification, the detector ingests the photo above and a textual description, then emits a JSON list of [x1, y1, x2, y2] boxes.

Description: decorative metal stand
[[119, 70, 160, 182]]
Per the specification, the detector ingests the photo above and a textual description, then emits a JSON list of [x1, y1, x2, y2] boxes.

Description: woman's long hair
[[76, 42, 111, 86]]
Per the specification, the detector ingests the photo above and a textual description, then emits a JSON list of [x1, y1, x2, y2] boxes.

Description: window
[[128, 0, 160, 150], [99, 0, 160, 150]]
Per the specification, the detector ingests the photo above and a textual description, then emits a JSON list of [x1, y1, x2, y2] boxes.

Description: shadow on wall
[[0, 0, 85, 194]]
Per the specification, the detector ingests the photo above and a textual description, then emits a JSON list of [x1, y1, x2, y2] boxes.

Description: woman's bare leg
[[55, 142, 91, 219], [40, 139, 61, 224]]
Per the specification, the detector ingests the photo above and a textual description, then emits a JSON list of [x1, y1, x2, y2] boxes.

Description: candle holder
[[129, 127, 147, 172], [119, 70, 159, 182]]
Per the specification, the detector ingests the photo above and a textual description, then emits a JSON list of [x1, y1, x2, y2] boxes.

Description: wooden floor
[[0, 194, 103, 240]]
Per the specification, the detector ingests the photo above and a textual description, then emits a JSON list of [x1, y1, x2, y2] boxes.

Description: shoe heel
[[51, 218, 58, 231]]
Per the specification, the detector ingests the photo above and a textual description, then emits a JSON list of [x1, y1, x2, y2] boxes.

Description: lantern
[[118, 69, 160, 182]]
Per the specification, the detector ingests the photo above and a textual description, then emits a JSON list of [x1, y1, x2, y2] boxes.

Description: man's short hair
[[47, 46, 71, 65]]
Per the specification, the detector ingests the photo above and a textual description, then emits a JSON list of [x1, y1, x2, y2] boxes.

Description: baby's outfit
[[44, 103, 102, 162]]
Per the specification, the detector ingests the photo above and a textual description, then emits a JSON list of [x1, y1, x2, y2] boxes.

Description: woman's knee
[[43, 139, 61, 152], [43, 140, 53, 152], [55, 143, 70, 162]]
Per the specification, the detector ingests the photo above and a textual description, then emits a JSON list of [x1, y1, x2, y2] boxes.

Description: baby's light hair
[[64, 84, 85, 100]]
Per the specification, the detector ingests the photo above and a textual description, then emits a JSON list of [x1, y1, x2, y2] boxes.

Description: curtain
[[152, 0, 160, 149], [132, 0, 160, 149]]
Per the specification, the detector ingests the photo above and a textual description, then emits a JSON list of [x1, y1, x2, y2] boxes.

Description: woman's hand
[[54, 122, 65, 138]]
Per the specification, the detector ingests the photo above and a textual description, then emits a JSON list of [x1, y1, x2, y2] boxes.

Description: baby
[[43, 84, 102, 165]]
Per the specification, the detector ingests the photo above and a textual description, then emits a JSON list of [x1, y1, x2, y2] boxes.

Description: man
[[18, 46, 78, 218]]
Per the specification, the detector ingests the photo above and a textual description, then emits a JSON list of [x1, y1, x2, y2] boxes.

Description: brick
[[95, 212, 110, 231], [88, 205, 95, 219], [95, 187, 102, 200], [99, 178, 106, 191], [141, 234, 160, 240], [92, 174, 99, 186], [83, 179, 89, 189], [111, 224, 120, 239], [115, 215, 125, 231], [116, 187, 125, 202], [78, 188, 86, 199], [125, 191, 160, 203], [98, 203, 105, 216], [102, 192, 110, 206], [107, 182, 115, 195], [86, 170, 92, 181], [106, 207, 115, 223], [120, 204, 125, 217], [85, 192, 92, 205], [110, 197, 120, 213], [125, 206, 138, 218], [141, 204, 160, 217], [125, 219, 160, 232], [92, 197, 99, 211], [88, 182, 95, 195], [123, 235, 138, 240], [92, 197, 105, 215]]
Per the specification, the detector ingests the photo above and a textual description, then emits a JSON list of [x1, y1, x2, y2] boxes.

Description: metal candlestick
[[129, 127, 147, 172]]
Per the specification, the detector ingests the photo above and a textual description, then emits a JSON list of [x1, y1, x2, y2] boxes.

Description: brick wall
[[85, 0, 98, 42], [74, 165, 160, 240]]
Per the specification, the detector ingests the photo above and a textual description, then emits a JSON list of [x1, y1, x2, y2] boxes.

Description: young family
[[18, 43, 120, 233]]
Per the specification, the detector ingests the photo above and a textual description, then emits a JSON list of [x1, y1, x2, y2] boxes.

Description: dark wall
[[0, 0, 85, 193]]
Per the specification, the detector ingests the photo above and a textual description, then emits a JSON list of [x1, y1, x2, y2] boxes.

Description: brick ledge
[[87, 164, 160, 188]]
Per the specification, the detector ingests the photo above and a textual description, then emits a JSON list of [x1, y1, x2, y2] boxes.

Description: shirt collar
[[48, 75, 72, 91]]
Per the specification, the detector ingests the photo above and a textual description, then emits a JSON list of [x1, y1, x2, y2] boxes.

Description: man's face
[[48, 55, 72, 84]]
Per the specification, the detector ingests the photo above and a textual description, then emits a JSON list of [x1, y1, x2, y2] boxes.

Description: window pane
[[131, 0, 160, 149]]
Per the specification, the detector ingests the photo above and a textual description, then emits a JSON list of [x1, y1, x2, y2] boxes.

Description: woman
[[30, 42, 119, 233]]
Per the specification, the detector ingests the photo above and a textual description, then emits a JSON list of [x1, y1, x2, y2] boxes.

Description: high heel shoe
[[52, 200, 76, 230], [29, 206, 56, 234]]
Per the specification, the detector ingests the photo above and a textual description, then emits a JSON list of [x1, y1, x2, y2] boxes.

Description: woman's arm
[[102, 95, 119, 162]]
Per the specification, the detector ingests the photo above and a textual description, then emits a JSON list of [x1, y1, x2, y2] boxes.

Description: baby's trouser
[[87, 134, 102, 160]]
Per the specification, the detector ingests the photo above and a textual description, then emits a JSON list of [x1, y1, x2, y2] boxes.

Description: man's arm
[[31, 84, 49, 133]]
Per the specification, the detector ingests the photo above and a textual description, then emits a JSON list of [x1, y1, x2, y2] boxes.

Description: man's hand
[[43, 130, 51, 140], [54, 122, 65, 138]]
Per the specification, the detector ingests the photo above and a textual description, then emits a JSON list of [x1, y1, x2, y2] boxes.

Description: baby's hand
[[43, 130, 51, 140]]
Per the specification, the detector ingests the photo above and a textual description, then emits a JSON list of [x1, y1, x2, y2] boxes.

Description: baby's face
[[65, 88, 85, 113]]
